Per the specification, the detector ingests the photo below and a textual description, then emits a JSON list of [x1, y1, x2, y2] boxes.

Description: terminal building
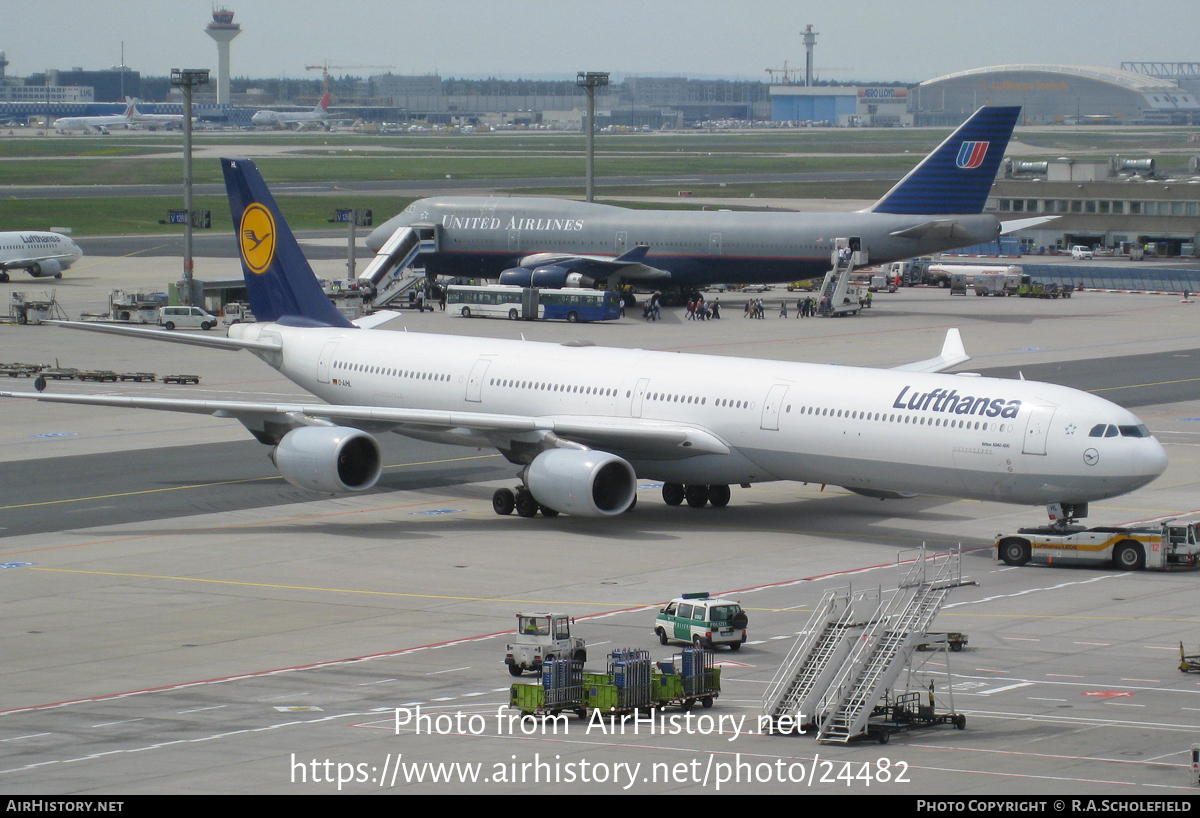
[[769, 85, 912, 126], [988, 158, 1200, 257], [913, 65, 1200, 126]]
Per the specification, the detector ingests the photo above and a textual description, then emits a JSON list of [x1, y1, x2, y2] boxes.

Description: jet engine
[[28, 259, 62, 278], [523, 449, 637, 517], [498, 267, 533, 287], [497, 265, 592, 289], [270, 426, 383, 494]]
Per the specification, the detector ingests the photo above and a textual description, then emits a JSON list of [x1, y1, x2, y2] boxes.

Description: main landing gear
[[661, 483, 731, 508], [492, 486, 550, 518]]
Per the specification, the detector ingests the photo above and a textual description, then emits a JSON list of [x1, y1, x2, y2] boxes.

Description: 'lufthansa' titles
[[893, 385, 1021, 418]]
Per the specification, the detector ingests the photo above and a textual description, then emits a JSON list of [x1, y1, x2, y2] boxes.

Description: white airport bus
[[446, 285, 622, 322]]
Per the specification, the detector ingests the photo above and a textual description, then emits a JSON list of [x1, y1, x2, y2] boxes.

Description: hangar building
[[913, 65, 1200, 126]]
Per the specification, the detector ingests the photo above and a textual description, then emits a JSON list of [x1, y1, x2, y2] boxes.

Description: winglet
[[891, 328, 970, 373], [614, 244, 650, 263]]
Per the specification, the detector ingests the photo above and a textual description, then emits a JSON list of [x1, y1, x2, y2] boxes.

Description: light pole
[[171, 68, 209, 306], [576, 72, 608, 202]]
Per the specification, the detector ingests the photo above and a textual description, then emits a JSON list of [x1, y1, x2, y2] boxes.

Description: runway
[[2, 277, 1200, 793]]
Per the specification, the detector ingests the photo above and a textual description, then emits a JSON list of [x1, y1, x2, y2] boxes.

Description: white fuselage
[[250, 109, 327, 129], [231, 322, 1168, 507], [0, 231, 83, 276], [53, 108, 132, 133]]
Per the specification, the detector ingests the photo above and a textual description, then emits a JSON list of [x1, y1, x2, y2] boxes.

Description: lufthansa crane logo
[[239, 203, 276, 274]]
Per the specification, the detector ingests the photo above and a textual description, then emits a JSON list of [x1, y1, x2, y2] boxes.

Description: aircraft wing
[[521, 245, 673, 281], [0, 253, 80, 270], [0, 391, 729, 460], [890, 328, 970, 374]]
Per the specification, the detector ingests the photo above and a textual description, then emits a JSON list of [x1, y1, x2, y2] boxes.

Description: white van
[[159, 305, 218, 331]]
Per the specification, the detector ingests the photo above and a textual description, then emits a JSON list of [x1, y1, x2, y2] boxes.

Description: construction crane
[[305, 61, 395, 97]]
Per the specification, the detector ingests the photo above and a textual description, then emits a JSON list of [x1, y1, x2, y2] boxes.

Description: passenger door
[[1022, 404, 1057, 455], [465, 359, 491, 403], [761, 384, 789, 431]]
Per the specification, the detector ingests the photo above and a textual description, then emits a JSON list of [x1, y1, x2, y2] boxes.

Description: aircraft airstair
[[358, 223, 438, 307], [816, 237, 867, 316], [760, 587, 878, 730], [814, 547, 961, 744]]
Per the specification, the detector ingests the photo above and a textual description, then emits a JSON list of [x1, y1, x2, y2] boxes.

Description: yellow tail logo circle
[[239, 203, 276, 274]]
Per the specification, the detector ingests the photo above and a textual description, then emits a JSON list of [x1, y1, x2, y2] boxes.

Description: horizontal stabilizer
[[47, 320, 282, 352], [889, 219, 973, 241], [891, 328, 969, 374], [1000, 215, 1059, 234], [351, 311, 401, 329]]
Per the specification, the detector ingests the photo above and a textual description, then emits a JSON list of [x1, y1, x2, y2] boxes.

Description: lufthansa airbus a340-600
[[365, 106, 1044, 299], [2, 155, 1166, 524]]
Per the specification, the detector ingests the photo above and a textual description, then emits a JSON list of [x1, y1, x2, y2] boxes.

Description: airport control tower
[[205, 7, 241, 105], [802, 24, 818, 87]]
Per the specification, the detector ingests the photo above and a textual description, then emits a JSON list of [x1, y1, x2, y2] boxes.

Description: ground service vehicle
[[159, 306, 218, 331], [505, 612, 586, 676], [655, 592, 748, 650], [1071, 245, 1094, 260], [869, 273, 897, 293], [997, 520, 1200, 570], [446, 285, 621, 322], [889, 258, 933, 287]]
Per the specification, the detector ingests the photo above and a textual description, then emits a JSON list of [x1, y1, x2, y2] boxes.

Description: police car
[[654, 592, 748, 651]]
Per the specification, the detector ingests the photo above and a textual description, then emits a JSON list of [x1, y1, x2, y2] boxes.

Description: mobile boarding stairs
[[358, 223, 439, 308], [761, 546, 971, 744]]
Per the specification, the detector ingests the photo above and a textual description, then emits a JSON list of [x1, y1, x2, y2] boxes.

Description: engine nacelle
[[530, 265, 571, 288], [29, 259, 61, 278], [498, 267, 533, 287], [523, 449, 636, 517], [271, 426, 383, 494]]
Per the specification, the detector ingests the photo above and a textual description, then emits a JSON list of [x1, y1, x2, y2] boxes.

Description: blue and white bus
[[446, 286, 622, 322]]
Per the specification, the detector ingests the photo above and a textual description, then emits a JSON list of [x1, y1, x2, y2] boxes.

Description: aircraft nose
[[1142, 437, 1169, 479]]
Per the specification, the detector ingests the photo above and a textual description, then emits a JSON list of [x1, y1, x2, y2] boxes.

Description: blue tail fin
[[869, 106, 1020, 215], [221, 157, 354, 328]]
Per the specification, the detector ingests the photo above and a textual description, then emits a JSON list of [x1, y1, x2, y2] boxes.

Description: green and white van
[[654, 592, 748, 651]]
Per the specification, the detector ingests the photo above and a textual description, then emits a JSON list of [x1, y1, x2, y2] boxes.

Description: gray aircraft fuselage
[[367, 197, 1001, 287]]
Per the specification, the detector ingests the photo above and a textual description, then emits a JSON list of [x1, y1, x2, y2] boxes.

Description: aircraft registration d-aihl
[[1, 158, 1166, 523], [0, 231, 82, 281], [366, 106, 1048, 299]]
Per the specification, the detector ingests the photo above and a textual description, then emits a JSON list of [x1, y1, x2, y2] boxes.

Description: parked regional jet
[[0, 157, 1167, 524], [250, 93, 331, 130], [53, 101, 135, 134], [0, 231, 83, 281], [366, 107, 1036, 299]]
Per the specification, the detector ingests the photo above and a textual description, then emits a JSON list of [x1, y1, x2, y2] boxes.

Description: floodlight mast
[[576, 72, 609, 203], [170, 68, 209, 305]]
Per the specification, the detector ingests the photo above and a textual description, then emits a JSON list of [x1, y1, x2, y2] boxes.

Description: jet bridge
[[761, 547, 969, 744], [359, 223, 438, 305], [817, 237, 867, 316]]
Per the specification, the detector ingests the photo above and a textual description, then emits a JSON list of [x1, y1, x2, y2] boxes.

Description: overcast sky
[[2, 0, 1196, 84]]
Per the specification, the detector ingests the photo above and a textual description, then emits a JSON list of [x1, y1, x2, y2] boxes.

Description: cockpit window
[[1119, 425, 1151, 438], [1088, 424, 1106, 437], [1104, 425, 1119, 438]]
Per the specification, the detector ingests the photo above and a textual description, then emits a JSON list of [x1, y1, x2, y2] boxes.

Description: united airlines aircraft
[[1, 157, 1166, 523], [365, 107, 1045, 298]]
